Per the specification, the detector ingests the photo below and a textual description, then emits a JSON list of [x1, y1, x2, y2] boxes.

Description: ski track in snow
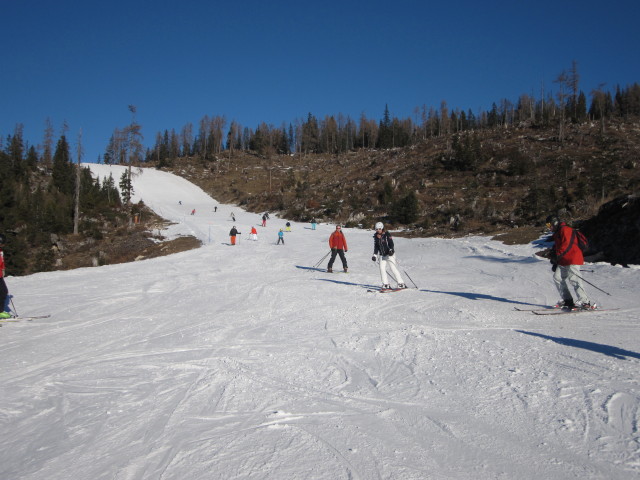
[[0, 164, 638, 479]]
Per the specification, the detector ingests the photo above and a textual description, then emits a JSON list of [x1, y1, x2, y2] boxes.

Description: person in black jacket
[[371, 222, 406, 289], [229, 226, 240, 245], [0, 233, 10, 318]]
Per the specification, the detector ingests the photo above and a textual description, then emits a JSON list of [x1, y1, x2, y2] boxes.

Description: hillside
[[164, 118, 640, 245], [4, 117, 639, 275]]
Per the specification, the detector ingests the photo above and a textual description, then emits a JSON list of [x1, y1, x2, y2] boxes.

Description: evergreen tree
[[575, 91, 588, 122], [378, 104, 394, 149], [26, 145, 38, 169], [119, 169, 134, 204], [301, 113, 319, 154], [101, 174, 120, 206], [391, 191, 419, 224], [52, 135, 74, 195]]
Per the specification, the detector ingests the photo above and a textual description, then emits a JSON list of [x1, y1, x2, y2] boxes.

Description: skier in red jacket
[[546, 216, 595, 310], [327, 225, 348, 273]]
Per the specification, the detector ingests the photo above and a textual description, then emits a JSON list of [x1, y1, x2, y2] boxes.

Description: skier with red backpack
[[546, 215, 595, 310]]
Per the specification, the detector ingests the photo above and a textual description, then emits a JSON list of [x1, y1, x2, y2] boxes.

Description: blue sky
[[2, 0, 639, 162]]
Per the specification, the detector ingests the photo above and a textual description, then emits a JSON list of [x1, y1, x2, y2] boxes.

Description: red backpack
[[557, 228, 589, 260], [573, 230, 589, 253]]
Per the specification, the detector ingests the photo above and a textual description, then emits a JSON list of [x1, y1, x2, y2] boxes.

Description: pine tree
[[119, 169, 134, 204], [301, 113, 319, 154], [391, 191, 419, 224], [378, 105, 394, 149], [52, 135, 74, 195]]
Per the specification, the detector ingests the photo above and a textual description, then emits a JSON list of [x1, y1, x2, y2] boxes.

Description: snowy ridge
[[0, 164, 638, 480]]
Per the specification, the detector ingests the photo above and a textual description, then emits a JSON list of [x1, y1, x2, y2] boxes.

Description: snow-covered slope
[[1, 164, 638, 480]]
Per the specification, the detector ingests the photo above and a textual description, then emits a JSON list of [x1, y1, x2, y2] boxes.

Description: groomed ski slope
[[1, 164, 638, 480]]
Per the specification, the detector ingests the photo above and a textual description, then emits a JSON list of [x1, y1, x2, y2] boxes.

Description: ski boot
[[578, 302, 597, 311], [554, 299, 575, 309]]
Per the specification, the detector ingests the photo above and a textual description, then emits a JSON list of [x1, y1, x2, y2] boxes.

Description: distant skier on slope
[[277, 229, 285, 245], [372, 222, 406, 290], [327, 225, 348, 273], [229, 226, 240, 246], [250, 226, 258, 241], [546, 215, 595, 310], [0, 233, 11, 318]]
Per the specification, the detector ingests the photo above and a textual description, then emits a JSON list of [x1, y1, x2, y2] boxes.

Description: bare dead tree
[[591, 83, 608, 133], [554, 70, 569, 144], [568, 60, 580, 121], [73, 129, 83, 235], [43, 117, 54, 167]]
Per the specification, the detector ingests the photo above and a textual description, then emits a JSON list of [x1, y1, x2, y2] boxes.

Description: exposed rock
[[579, 194, 640, 266]]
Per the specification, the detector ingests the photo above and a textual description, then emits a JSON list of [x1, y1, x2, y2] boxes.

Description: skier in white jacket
[[371, 222, 407, 290]]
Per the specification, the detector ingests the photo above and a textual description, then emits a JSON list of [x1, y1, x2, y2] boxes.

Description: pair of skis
[[0, 314, 51, 324], [367, 287, 409, 293], [513, 307, 616, 315]]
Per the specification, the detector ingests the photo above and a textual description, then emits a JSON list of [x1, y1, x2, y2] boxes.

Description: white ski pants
[[553, 264, 589, 304], [379, 255, 404, 286]]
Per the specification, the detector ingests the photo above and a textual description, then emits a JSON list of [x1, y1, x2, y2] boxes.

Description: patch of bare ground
[[54, 207, 202, 270], [490, 225, 544, 245]]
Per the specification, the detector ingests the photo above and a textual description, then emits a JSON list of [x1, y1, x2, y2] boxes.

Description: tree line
[[114, 77, 640, 166]]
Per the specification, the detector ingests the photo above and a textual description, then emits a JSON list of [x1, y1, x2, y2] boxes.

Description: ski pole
[[376, 256, 398, 283], [387, 269, 398, 283], [574, 272, 612, 296], [403, 270, 419, 289], [10, 298, 19, 317], [377, 257, 398, 282], [314, 251, 329, 267], [314, 250, 331, 268]]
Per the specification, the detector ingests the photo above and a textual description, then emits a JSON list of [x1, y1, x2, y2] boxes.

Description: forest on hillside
[[0, 133, 131, 274]]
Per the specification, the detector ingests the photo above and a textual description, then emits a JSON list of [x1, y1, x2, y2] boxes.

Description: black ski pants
[[0, 278, 8, 312], [328, 249, 347, 270]]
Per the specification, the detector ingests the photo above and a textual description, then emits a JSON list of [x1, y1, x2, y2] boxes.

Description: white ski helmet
[[375, 222, 384, 230]]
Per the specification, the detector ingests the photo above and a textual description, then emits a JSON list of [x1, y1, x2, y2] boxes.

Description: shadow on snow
[[516, 330, 640, 360], [297, 265, 547, 306], [295, 266, 327, 272], [421, 289, 545, 308], [317, 278, 380, 290], [463, 255, 541, 264], [295, 265, 379, 290]]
